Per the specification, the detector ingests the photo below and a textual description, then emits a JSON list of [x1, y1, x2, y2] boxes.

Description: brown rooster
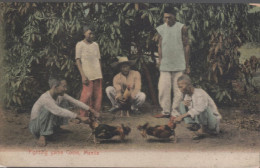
[[137, 120, 177, 143]]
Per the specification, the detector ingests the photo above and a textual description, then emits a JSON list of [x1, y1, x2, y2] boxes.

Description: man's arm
[[63, 94, 100, 117], [158, 34, 162, 68], [174, 95, 207, 122], [113, 74, 122, 100], [182, 25, 190, 74], [76, 59, 89, 85], [131, 71, 141, 99], [75, 43, 89, 85]]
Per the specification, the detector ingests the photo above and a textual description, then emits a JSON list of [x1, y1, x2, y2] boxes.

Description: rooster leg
[[173, 135, 178, 143], [126, 110, 130, 117], [86, 133, 94, 141], [93, 136, 100, 145], [120, 110, 123, 117]]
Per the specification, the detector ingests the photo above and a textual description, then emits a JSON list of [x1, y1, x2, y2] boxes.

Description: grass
[[238, 42, 260, 63]]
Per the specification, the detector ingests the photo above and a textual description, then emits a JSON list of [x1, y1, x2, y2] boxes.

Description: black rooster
[[137, 121, 177, 142]]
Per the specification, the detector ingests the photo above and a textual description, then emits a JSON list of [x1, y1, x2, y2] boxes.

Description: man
[[106, 57, 146, 114], [76, 25, 103, 117], [174, 75, 222, 139], [154, 6, 190, 118], [29, 76, 99, 147]]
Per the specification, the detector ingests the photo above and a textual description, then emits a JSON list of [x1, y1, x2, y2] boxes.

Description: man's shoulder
[[131, 70, 141, 76], [194, 88, 208, 96], [114, 73, 121, 79], [92, 42, 99, 47], [156, 23, 166, 31], [76, 40, 84, 47]]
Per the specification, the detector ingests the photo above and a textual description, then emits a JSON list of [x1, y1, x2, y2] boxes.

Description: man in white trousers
[[154, 6, 190, 118]]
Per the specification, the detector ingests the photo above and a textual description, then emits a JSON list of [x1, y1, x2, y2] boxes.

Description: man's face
[[84, 30, 94, 42], [55, 80, 67, 96], [120, 63, 130, 76], [177, 80, 190, 95], [163, 13, 176, 26]]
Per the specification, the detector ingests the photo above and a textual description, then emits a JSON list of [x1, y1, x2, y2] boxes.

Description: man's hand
[[116, 96, 127, 105], [183, 100, 191, 107], [89, 108, 100, 118], [118, 97, 127, 105], [185, 66, 191, 74], [82, 76, 89, 86], [174, 116, 183, 123], [76, 115, 89, 122], [156, 60, 161, 69]]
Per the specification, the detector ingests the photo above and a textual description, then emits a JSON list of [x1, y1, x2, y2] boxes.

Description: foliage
[[0, 2, 255, 111]]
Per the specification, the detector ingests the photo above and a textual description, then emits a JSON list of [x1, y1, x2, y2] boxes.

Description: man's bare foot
[[37, 136, 46, 147]]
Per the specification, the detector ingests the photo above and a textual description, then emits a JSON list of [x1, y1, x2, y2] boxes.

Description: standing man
[[154, 6, 190, 118], [106, 57, 146, 114], [76, 25, 103, 117]]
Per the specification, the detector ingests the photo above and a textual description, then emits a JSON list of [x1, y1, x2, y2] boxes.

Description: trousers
[[158, 71, 183, 116], [79, 79, 102, 116], [106, 86, 146, 110]]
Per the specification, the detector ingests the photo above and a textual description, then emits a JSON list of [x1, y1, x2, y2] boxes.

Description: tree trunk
[[142, 61, 158, 105]]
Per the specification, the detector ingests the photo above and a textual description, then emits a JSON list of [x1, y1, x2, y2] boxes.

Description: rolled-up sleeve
[[43, 98, 77, 119], [63, 94, 90, 111], [113, 75, 122, 99], [187, 95, 208, 118], [156, 25, 163, 36], [75, 42, 82, 59]]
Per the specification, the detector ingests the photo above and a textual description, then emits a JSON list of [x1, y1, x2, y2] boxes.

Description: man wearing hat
[[75, 25, 103, 117], [154, 6, 190, 118], [106, 57, 146, 113]]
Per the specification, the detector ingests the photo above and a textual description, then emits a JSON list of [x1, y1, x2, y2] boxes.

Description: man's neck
[[84, 39, 93, 44], [49, 89, 58, 100], [187, 87, 195, 96], [167, 22, 176, 27]]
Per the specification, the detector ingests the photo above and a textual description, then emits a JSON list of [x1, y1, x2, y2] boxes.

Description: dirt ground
[[0, 99, 259, 152], [0, 71, 259, 152]]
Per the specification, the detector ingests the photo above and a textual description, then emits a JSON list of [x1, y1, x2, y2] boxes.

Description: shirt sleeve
[[63, 94, 90, 111], [75, 42, 82, 59], [131, 71, 141, 99], [156, 25, 164, 36], [187, 95, 208, 118], [43, 97, 77, 119], [113, 74, 122, 99]]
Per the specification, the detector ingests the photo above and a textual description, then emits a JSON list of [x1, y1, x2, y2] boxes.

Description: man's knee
[[105, 86, 114, 94], [137, 92, 146, 102]]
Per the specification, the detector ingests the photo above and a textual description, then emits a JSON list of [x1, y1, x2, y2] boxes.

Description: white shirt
[[75, 41, 102, 80], [30, 91, 90, 120], [184, 88, 222, 119]]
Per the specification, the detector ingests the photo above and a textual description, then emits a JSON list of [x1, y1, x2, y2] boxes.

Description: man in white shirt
[[154, 6, 190, 119], [173, 75, 222, 139], [29, 75, 99, 147], [76, 25, 103, 117]]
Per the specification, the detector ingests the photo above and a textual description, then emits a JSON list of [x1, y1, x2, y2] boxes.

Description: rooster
[[137, 120, 177, 142], [86, 113, 131, 144]]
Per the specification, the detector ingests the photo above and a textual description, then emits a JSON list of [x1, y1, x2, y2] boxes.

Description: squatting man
[[29, 76, 99, 147], [173, 75, 222, 139]]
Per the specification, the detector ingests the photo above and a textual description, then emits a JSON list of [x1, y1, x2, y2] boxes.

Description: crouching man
[[29, 75, 99, 147], [106, 57, 146, 114], [173, 75, 222, 140]]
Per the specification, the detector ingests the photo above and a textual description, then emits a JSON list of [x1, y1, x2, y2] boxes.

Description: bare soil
[[0, 100, 259, 152]]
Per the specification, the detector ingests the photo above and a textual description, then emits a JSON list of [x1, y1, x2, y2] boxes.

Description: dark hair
[[164, 6, 176, 15], [48, 74, 65, 88], [83, 25, 94, 34], [177, 74, 192, 85]]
